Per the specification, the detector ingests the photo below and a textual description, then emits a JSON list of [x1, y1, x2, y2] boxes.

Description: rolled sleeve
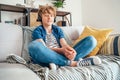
[[32, 28, 42, 40]]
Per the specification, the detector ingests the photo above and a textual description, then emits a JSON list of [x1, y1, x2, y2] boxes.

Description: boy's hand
[[63, 45, 76, 60]]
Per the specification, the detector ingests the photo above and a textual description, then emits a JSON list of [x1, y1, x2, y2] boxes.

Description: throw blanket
[[6, 54, 49, 80], [6, 54, 120, 80]]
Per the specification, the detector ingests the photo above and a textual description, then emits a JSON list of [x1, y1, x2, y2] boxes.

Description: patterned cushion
[[98, 34, 120, 56]]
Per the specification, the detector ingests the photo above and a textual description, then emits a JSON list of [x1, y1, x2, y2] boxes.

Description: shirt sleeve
[[32, 27, 42, 40]]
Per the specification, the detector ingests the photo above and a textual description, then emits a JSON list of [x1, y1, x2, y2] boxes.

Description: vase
[[57, 7, 65, 11]]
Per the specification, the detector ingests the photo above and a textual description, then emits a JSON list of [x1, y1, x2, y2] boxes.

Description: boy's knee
[[28, 40, 42, 50], [87, 36, 97, 47]]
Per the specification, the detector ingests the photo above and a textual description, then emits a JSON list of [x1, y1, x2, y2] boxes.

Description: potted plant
[[52, 0, 65, 9]]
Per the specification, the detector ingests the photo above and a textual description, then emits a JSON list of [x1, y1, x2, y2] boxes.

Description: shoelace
[[78, 60, 92, 66]]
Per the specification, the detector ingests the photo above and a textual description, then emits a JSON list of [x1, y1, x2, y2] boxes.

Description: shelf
[[0, 4, 72, 26], [0, 4, 26, 13], [56, 11, 71, 16]]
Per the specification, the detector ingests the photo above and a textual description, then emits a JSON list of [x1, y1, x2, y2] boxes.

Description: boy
[[28, 5, 101, 69]]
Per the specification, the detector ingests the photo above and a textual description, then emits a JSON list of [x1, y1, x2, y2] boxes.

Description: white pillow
[[60, 26, 84, 40]]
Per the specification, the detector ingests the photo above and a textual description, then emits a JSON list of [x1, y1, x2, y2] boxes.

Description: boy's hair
[[37, 5, 56, 22]]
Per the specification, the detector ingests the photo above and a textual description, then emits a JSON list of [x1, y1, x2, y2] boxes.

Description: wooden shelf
[[0, 4, 72, 26], [0, 4, 26, 13], [56, 11, 71, 16]]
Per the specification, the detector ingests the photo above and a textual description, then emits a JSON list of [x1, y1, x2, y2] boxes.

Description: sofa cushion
[[72, 26, 112, 57], [60, 26, 84, 46], [21, 26, 36, 62], [98, 34, 120, 56], [0, 63, 40, 80], [0, 23, 23, 61]]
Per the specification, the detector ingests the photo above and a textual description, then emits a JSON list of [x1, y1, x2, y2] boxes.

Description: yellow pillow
[[72, 26, 113, 57]]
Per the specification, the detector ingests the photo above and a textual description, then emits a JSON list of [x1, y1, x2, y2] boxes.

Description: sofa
[[0, 23, 120, 80]]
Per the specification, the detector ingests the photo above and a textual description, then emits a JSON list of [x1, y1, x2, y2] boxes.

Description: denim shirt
[[32, 25, 65, 47]]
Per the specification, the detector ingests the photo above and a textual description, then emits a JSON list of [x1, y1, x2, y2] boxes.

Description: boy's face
[[41, 10, 55, 26]]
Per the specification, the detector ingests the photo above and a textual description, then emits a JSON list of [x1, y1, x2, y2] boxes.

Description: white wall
[[64, 0, 82, 26], [81, 0, 120, 33], [0, 0, 24, 5]]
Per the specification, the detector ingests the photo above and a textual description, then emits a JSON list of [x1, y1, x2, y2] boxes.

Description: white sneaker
[[77, 56, 101, 66], [49, 63, 57, 70]]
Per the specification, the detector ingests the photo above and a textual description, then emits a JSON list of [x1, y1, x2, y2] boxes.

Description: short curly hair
[[38, 5, 56, 18]]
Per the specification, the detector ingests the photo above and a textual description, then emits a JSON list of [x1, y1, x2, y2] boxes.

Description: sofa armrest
[[0, 23, 23, 61]]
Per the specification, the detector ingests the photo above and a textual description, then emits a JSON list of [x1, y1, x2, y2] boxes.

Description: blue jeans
[[28, 36, 97, 67]]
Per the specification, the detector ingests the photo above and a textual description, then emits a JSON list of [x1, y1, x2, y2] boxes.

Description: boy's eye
[[45, 15, 49, 17], [44, 14, 54, 17]]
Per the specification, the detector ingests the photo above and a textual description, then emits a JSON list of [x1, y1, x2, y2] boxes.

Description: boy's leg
[[73, 36, 97, 61], [28, 40, 70, 66]]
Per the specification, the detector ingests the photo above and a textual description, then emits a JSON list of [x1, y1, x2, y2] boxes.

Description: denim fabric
[[73, 36, 97, 61], [28, 41, 69, 67], [28, 35, 97, 66]]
